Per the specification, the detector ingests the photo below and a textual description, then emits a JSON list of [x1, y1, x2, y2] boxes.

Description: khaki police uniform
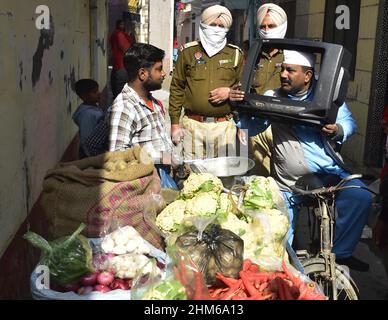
[[250, 49, 284, 176], [169, 41, 244, 159]]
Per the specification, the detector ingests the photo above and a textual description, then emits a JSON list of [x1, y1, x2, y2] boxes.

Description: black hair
[[74, 79, 98, 97], [124, 43, 165, 82], [116, 19, 124, 28], [242, 39, 250, 48], [301, 66, 314, 73]]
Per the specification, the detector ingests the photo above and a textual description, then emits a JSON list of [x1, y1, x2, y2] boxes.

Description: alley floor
[[352, 238, 388, 300], [295, 211, 388, 300]]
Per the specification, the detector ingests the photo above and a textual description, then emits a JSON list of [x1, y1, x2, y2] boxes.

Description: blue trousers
[[283, 179, 372, 259]]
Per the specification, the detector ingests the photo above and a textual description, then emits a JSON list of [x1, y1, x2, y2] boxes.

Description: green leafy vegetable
[[238, 229, 246, 236], [243, 180, 275, 210], [143, 279, 187, 300], [24, 223, 93, 285], [197, 181, 215, 193]]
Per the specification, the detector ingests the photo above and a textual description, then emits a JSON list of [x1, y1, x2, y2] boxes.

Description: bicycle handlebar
[[290, 174, 378, 197]]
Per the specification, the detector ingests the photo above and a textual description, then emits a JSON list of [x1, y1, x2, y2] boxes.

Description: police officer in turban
[[169, 5, 244, 160], [230, 3, 288, 177]]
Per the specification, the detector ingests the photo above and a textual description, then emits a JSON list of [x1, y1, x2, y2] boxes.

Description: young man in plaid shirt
[[108, 43, 177, 187]]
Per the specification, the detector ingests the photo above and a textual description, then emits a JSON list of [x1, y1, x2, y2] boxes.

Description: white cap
[[283, 50, 316, 68]]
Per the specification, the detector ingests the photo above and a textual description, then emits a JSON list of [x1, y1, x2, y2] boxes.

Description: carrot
[[174, 257, 189, 287], [242, 259, 251, 271], [251, 292, 274, 300], [193, 270, 207, 300], [232, 292, 274, 300], [240, 271, 260, 296], [220, 280, 243, 300], [209, 287, 228, 298], [249, 263, 259, 273], [258, 282, 269, 292], [216, 272, 239, 287], [173, 266, 188, 287], [282, 260, 302, 287], [245, 272, 272, 283], [236, 289, 248, 298], [254, 280, 260, 289], [273, 272, 288, 280], [231, 295, 257, 300]]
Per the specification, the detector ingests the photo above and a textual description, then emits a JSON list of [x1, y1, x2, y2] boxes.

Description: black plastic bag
[[175, 224, 243, 285]]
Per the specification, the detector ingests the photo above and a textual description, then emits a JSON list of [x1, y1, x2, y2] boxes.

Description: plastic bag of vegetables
[[130, 258, 187, 300], [237, 176, 290, 262], [24, 223, 94, 286], [131, 247, 209, 300], [175, 220, 244, 286]]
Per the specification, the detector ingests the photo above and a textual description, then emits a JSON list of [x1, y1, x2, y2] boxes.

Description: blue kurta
[[237, 86, 372, 258]]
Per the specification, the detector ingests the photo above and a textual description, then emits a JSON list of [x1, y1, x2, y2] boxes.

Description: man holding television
[[233, 50, 372, 272]]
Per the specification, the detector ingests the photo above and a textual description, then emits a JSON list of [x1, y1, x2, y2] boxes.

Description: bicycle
[[289, 173, 376, 300]]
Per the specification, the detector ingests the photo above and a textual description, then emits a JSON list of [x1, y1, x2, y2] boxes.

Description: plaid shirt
[[108, 84, 174, 162]]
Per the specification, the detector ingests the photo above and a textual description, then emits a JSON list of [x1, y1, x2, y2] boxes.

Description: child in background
[[73, 79, 104, 159]]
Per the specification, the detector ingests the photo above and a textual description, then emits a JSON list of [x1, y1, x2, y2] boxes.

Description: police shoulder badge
[[194, 51, 203, 60]]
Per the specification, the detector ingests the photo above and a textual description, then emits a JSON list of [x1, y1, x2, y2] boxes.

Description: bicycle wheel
[[302, 258, 359, 300]]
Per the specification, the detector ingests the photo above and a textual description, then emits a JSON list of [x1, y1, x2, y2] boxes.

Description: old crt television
[[236, 39, 351, 126]]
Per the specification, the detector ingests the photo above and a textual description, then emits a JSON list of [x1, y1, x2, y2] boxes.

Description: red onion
[[80, 271, 99, 287], [94, 285, 111, 293], [110, 278, 129, 290], [97, 271, 114, 286]]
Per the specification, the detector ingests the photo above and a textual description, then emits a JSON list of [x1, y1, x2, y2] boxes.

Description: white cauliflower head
[[181, 173, 223, 199], [156, 199, 187, 234], [185, 192, 219, 217], [254, 209, 289, 241]]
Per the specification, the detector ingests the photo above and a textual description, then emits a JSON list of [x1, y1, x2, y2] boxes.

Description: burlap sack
[[41, 147, 165, 250]]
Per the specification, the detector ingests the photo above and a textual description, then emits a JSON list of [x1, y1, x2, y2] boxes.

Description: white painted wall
[[148, 0, 175, 73], [0, 0, 108, 256]]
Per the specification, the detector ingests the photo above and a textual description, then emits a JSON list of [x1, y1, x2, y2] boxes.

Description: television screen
[[235, 38, 351, 127]]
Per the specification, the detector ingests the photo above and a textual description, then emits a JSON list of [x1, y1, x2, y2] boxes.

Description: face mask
[[259, 21, 287, 39], [199, 23, 228, 57]]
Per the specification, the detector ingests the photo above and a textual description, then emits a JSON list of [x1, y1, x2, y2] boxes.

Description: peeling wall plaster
[[0, 0, 108, 257]]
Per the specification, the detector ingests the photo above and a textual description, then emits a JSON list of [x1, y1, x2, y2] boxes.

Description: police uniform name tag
[[275, 63, 282, 68], [219, 59, 232, 66]]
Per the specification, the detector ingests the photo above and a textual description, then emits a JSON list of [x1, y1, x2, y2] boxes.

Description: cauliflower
[[254, 242, 287, 262], [220, 212, 249, 238], [218, 193, 231, 213], [107, 254, 157, 279], [255, 209, 289, 241], [156, 199, 187, 233], [244, 176, 287, 211], [237, 207, 290, 262], [101, 226, 151, 255], [181, 173, 223, 199], [185, 192, 219, 217], [216, 193, 239, 220], [220, 212, 259, 261]]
